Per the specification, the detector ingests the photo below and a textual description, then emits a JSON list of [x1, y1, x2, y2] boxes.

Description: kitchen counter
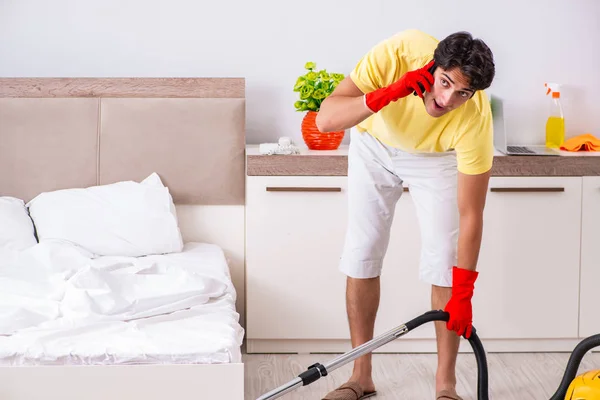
[[246, 145, 600, 176]]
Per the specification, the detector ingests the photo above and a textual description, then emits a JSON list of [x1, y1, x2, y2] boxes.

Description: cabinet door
[[473, 177, 582, 339], [246, 176, 349, 339], [246, 176, 429, 340], [580, 177, 600, 338]]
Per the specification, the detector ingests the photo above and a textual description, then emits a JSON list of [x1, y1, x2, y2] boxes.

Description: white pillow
[[0, 197, 38, 251], [27, 173, 183, 257]]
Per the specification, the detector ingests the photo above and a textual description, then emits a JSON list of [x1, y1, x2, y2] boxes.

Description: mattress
[[0, 241, 244, 366]]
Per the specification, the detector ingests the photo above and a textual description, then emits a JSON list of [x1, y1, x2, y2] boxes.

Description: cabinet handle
[[490, 187, 565, 193], [266, 187, 342, 192]]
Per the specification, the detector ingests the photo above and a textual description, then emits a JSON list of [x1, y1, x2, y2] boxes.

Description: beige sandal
[[436, 389, 464, 400], [322, 381, 377, 400]]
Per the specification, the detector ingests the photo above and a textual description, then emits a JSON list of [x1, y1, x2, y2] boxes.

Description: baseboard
[[246, 338, 590, 354]]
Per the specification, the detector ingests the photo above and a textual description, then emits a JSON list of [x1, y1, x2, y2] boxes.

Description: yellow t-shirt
[[350, 29, 494, 175]]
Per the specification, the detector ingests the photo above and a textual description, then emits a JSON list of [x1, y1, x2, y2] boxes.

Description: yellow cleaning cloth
[[560, 133, 600, 151]]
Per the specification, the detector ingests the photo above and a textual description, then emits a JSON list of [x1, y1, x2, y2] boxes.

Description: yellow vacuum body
[[566, 370, 600, 400]]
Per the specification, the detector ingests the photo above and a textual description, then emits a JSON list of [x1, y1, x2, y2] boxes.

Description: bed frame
[[0, 78, 246, 399]]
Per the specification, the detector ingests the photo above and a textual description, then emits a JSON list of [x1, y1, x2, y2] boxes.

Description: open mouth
[[433, 99, 444, 111]]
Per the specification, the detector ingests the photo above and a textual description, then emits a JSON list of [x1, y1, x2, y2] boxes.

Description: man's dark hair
[[434, 31, 495, 91]]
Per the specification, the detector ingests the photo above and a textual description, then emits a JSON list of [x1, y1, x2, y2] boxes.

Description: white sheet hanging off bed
[[0, 241, 244, 366]]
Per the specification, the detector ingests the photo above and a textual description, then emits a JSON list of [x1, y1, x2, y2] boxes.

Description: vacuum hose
[[548, 332, 600, 400], [405, 310, 489, 400], [416, 311, 600, 400]]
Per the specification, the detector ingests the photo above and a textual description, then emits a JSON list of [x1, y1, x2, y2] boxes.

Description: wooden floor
[[244, 352, 600, 399]]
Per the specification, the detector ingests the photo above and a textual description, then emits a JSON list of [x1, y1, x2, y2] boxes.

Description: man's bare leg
[[346, 276, 380, 393], [432, 284, 460, 396]]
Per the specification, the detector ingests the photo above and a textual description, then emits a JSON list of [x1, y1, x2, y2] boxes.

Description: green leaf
[[293, 76, 307, 92], [305, 61, 316, 70], [312, 89, 327, 100], [299, 85, 314, 100], [319, 70, 330, 80], [305, 71, 318, 81]]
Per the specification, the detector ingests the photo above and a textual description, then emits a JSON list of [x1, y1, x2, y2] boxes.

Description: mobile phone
[[414, 60, 437, 96]]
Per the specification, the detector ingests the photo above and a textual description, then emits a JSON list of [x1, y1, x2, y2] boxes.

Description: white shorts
[[339, 129, 459, 287]]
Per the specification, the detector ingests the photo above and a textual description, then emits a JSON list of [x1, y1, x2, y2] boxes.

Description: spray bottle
[[544, 82, 565, 148]]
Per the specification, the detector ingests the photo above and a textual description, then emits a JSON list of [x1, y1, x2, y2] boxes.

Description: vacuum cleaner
[[256, 310, 600, 400]]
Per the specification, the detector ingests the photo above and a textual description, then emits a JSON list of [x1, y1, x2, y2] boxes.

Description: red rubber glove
[[444, 266, 479, 338], [364, 60, 435, 113]]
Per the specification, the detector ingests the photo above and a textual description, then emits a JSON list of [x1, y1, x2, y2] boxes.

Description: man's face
[[423, 66, 475, 118]]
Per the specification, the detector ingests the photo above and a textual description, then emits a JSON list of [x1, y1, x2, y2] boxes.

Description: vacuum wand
[[256, 310, 489, 400], [256, 323, 411, 400]]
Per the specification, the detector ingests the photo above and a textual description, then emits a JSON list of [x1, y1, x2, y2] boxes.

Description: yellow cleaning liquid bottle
[[544, 82, 565, 148]]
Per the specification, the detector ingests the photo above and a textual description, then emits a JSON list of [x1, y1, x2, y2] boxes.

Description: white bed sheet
[[0, 241, 244, 366]]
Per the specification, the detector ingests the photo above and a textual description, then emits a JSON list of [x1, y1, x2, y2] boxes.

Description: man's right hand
[[364, 60, 435, 113]]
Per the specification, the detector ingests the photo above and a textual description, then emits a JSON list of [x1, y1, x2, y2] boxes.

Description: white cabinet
[[579, 177, 600, 338], [245, 172, 587, 351], [245, 176, 428, 341], [245, 176, 350, 339], [473, 177, 582, 339]]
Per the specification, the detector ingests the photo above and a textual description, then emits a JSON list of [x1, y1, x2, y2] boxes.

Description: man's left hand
[[444, 266, 479, 338]]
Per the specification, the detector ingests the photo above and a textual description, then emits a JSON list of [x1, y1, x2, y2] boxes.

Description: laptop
[[492, 96, 559, 156]]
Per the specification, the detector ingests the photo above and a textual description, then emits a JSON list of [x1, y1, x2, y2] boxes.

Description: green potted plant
[[294, 62, 345, 150]]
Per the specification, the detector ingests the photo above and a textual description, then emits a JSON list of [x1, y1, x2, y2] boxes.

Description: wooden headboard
[[0, 77, 248, 328], [0, 78, 245, 204]]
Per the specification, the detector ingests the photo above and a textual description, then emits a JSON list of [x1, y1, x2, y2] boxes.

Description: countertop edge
[[246, 151, 600, 177]]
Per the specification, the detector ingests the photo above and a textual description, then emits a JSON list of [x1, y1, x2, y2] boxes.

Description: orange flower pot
[[301, 111, 344, 150]]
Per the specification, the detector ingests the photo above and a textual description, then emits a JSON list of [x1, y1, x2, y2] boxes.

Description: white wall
[[1, 0, 599, 146]]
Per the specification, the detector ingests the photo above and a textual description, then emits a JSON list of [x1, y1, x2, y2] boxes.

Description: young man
[[315, 29, 495, 400]]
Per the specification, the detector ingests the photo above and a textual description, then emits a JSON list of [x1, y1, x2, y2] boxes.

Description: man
[[315, 29, 495, 400]]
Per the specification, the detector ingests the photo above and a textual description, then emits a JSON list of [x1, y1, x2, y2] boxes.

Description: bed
[[0, 77, 246, 399]]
